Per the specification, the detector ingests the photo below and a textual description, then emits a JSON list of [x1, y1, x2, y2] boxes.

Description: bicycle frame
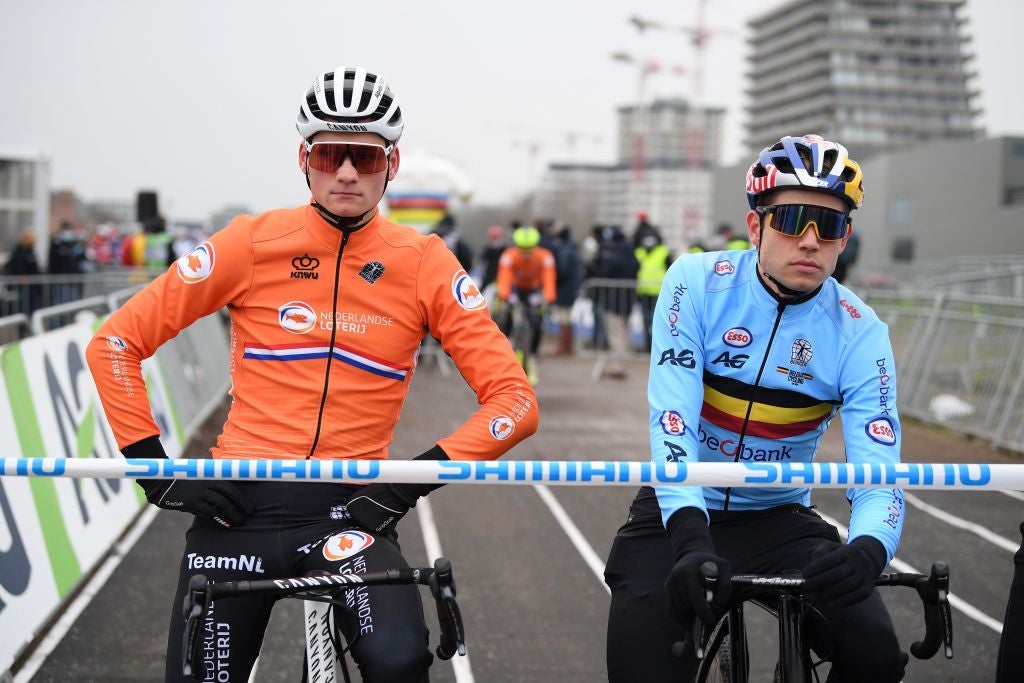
[[180, 558, 465, 681], [693, 561, 953, 683]]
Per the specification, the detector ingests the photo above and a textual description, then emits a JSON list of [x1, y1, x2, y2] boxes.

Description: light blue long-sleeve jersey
[[650, 249, 904, 562]]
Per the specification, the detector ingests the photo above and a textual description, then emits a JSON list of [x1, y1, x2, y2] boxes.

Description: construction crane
[[627, 0, 735, 103]]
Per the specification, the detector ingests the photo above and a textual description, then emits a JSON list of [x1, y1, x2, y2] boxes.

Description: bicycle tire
[[695, 616, 735, 683]]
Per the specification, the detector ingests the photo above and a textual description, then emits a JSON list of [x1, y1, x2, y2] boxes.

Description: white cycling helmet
[[296, 66, 404, 143]]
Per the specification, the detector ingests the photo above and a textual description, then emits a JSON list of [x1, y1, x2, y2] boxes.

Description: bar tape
[[1, 458, 1020, 490]]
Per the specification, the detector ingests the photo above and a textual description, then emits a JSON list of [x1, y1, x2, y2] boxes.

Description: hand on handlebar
[[664, 507, 731, 628], [667, 551, 732, 628], [802, 537, 887, 607]]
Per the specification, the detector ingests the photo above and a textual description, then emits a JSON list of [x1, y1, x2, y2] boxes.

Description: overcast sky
[[1, 0, 1021, 222]]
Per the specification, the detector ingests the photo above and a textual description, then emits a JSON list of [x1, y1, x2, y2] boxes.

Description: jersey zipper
[[306, 228, 352, 459], [721, 298, 788, 509]]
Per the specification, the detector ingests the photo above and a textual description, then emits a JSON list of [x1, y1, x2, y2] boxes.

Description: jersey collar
[[303, 204, 383, 252]]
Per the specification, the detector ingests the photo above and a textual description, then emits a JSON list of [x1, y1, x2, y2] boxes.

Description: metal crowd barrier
[[0, 268, 160, 321], [864, 289, 1024, 454]]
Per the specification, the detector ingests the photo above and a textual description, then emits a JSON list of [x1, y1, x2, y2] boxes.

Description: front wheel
[[695, 616, 734, 683]]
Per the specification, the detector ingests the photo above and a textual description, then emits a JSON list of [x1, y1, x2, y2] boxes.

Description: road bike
[[691, 561, 953, 683], [496, 290, 544, 385], [180, 557, 465, 682]]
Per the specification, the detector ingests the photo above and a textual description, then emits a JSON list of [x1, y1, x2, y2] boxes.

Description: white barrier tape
[[1, 458, 1021, 490]]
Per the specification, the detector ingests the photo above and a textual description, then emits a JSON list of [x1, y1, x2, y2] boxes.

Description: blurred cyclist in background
[[605, 134, 907, 682], [86, 65, 538, 683], [495, 225, 556, 385]]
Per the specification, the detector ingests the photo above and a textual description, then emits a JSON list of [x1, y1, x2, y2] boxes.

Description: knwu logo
[[291, 254, 320, 280]]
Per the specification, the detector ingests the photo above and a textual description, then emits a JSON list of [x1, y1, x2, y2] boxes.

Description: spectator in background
[[87, 224, 119, 266], [595, 225, 638, 379], [476, 225, 507, 291], [581, 224, 608, 350], [713, 222, 752, 251], [632, 221, 672, 352], [431, 212, 473, 272], [631, 211, 660, 248], [552, 225, 581, 355], [143, 215, 176, 270], [48, 221, 88, 275], [3, 229, 42, 314], [48, 221, 89, 304]]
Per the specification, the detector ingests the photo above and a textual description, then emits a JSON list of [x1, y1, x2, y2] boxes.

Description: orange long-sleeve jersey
[[496, 246, 556, 303], [85, 206, 538, 461]]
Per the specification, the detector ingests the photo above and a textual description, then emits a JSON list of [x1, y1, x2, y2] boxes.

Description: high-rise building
[[536, 98, 725, 250], [745, 0, 982, 158]]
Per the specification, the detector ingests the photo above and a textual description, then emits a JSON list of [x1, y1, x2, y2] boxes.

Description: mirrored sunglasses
[[756, 204, 851, 242], [305, 141, 392, 174]]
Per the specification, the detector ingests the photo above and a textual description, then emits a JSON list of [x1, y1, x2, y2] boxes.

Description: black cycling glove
[[125, 436, 255, 528], [664, 506, 732, 628], [801, 536, 887, 607], [345, 445, 449, 535]]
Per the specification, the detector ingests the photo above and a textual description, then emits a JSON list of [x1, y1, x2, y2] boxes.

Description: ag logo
[[176, 241, 215, 284], [658, 348, 696, 368], [322, 530, 375, 561], [866, 417, 896, 445], [722, 327, 752, 348], [664, 441, 687, 463], [451, 269, 487, 310], [712, 351, 748, 369], [278, 301, 316, 334]]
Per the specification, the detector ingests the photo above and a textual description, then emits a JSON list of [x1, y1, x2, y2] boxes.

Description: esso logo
[[322, 530, 375, 561], [714, 261, 734, 276], [489, 415, 515, 440], [839, 299, 861, 319], [451, 270, 487, 311], [660, 410, 686, 436], [176, 241, 215, 284], [278, 301, 317, 334], [722, 327, 752, 348], [866, 417, 896, 445]]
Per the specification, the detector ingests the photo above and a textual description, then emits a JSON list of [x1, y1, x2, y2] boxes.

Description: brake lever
[[429, 558, 467, 659], [693, 561, 719, 660], [181, 574, 211, 680]]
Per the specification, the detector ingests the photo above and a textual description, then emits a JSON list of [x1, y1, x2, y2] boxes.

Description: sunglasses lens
[[308, 143, 388, 174], [767, 205, 849, 241]]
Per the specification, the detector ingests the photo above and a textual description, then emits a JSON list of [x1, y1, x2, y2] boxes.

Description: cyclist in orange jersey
[[495, 225, 556, 384], [85, 65, 538, 683]]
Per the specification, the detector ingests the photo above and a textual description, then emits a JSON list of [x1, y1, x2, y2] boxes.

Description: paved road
[[27, 353, 1022, 682]]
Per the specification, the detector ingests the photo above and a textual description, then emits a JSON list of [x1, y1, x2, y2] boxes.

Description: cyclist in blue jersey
[[604, 134, 908, 682]]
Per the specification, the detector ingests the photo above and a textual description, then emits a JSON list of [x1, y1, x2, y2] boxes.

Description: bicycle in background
[[690, 561, 953, 683], [181, 557, 465, 682]]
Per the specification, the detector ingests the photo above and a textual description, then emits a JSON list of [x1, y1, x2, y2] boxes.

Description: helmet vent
[[323, 73, 337, 111], [822, 149, 838, 174], [775, 158, 796, 174]]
